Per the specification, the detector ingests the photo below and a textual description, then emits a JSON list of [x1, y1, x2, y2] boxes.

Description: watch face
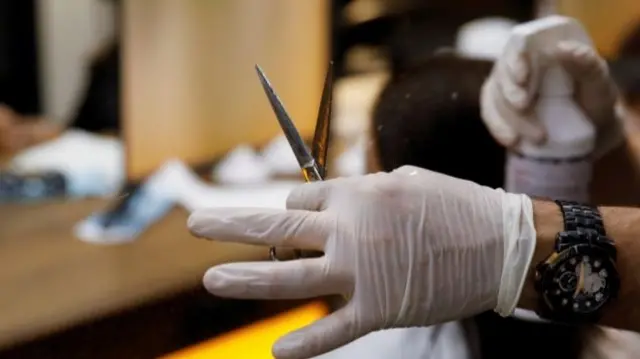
[[540, 244, 619, 316]]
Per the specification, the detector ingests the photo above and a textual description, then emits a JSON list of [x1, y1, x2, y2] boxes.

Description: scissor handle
[[270, 163, 324, 261], [270, 248, 323, 261], [301, 162, 323, 183]]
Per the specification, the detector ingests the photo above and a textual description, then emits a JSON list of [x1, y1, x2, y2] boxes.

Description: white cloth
[[189, 166, 536, 359], [10, 129, 124, 197], [261, 135, 302, 176], [213, 145, 273, 185]]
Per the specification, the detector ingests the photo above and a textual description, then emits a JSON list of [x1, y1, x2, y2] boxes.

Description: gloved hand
[[481, 40, 624, 158], [189, 166, 536, 359]]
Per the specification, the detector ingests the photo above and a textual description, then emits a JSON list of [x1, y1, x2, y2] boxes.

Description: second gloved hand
[[188, 166, 536, 359], [480, 40, 623, 158]]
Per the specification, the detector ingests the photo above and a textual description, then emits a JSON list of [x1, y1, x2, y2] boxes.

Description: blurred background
[[0, 0, 638, 358]]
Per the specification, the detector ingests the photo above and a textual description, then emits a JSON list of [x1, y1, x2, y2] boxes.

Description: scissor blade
[[255, 64, 315, 168], [311, 62, 334, 179]]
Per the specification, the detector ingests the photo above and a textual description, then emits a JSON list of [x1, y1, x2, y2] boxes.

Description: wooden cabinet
[[123, 0, 329, 181]]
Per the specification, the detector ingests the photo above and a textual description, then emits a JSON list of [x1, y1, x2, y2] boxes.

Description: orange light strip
[[161, 301, 329, 359]]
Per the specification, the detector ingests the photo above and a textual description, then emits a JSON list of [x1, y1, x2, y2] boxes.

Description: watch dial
[[543, 247, 615, 315]]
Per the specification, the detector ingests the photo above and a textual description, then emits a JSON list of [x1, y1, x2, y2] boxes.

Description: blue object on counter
[[0, 171, 67, 203], [75, 182, 175, 244]]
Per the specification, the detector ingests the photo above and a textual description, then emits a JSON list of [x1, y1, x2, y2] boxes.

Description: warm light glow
[[162, 301, 329, 359], [558, 0, 640, 58]]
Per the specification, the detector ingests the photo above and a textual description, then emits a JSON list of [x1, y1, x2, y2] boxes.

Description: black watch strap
[[554, 200, 614, 255]]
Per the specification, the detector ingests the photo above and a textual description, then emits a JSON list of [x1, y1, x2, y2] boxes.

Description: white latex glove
[[481, 40, 624, 158], [189, 166, 536, 359]]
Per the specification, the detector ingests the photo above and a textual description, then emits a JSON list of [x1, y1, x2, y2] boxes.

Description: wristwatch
[[534, 200, 620, 323]]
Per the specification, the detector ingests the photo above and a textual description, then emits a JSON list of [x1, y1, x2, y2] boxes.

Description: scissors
[[255, 62, 333, 261]]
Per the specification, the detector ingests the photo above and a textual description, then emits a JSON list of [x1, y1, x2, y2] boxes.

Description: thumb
[[272, 305, 371, 359], [555, 41, 618, 125], [555, 41, 614, 99], [555, 41, 606, 81]]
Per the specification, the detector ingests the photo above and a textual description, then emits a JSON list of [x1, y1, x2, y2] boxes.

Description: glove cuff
[[495, 193, 536, 317]]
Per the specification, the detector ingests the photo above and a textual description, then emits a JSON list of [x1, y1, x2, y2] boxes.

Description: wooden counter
[[0, 199, 266, 350]]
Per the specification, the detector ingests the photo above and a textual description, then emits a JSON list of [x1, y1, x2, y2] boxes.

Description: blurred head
[[370, 54, 505, 188]]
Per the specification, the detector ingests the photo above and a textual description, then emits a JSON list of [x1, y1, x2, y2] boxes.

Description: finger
[[555, 40, 614, 101], [503, 47, 530, 86], [188, 207, 328, 250], [273, 304, 373, 359], [490, 78, 546, 144], [286, 180, 334, 211], [480, 79, 519, 147], [555, 40, 618, 124], [495, 51, 534, 110], [481, 78, 546, 146], [556, 41, 613, 95], [203, 257, 343, 299], [555, 41, 607, 81]]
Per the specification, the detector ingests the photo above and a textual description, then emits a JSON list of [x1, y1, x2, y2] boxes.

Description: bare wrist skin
[[520, 200, 640, 332], [517, 200, 562, 312]]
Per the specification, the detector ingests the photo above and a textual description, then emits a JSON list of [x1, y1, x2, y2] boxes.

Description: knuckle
[[285, 187, 303, 208], [281, 211, 325, 245], [372, 172, 404, 197]]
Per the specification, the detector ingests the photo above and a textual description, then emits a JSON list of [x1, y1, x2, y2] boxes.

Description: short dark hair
[[371, 54, 505, 188]]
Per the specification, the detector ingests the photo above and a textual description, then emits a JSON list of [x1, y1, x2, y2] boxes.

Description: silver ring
[[269, 246, 303, 261]]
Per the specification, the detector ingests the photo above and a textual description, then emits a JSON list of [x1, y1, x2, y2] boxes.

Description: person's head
[[370, 53, 505, 188]]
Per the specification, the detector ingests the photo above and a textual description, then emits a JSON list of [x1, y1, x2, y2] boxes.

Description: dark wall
[[0, 0, 40, 115]]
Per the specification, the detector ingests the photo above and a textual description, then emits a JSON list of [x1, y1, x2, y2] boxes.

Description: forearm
[[519, 200, 640, 332], [591, 136, 640, 205]]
